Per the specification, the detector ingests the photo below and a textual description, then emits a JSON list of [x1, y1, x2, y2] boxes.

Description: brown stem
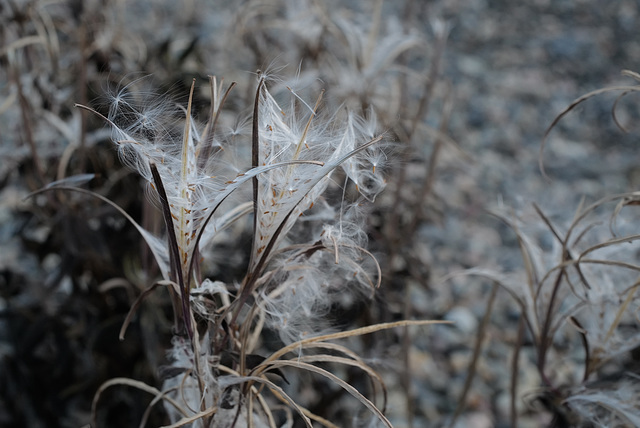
[[150, 162, 192, 340], [13, 62, 46, 188], [510, 316, 525, 427]]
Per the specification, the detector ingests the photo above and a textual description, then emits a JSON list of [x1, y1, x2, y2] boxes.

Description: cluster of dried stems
[[459, 70, 640, 427], [63, 73, 443, 427]]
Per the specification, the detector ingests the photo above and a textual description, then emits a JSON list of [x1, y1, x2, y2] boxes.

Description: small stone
[[445, 306, 478, 334], [452, 412, 493, 428]]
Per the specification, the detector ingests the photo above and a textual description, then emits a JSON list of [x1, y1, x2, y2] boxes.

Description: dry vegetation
[[1, 1, 640, 427]]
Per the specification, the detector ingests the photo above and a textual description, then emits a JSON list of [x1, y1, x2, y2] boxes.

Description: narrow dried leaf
[[120, 280, 177, 340], [265, 319, 449, 365], [92, 378, 188, 428], [160, 406, 218, 428], [540, 85, 640, 178], [219, 376, 313, 428], [267, 360, 393, 428]]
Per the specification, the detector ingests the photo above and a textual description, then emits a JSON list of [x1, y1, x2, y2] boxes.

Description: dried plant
[[16, 1, 640, 427], [464, 71, 640, 427], [29, 70, 445, 427]]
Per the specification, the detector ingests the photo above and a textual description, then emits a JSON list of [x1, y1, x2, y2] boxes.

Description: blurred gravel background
[[404, 2, 640, 427]]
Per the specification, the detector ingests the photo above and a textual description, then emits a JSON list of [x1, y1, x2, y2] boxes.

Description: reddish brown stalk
[[510, 317, 525, 427], [448, 283, 499, 428], [386, 20, 449, 261], [250, 76, 266, 271], [13, 62, 46, 188], [536, 268, 565, 394], [150, 162, 192, 340], [407, 83, 453, 235], [77, 20, 88, 172], [198, 77, 237, 170]]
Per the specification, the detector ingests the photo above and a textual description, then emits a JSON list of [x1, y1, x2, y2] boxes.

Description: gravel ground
[[400, 1, 640, 427]]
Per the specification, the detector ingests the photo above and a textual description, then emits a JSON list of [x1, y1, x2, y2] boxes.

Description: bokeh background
[[2, 0, 639, 427]]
